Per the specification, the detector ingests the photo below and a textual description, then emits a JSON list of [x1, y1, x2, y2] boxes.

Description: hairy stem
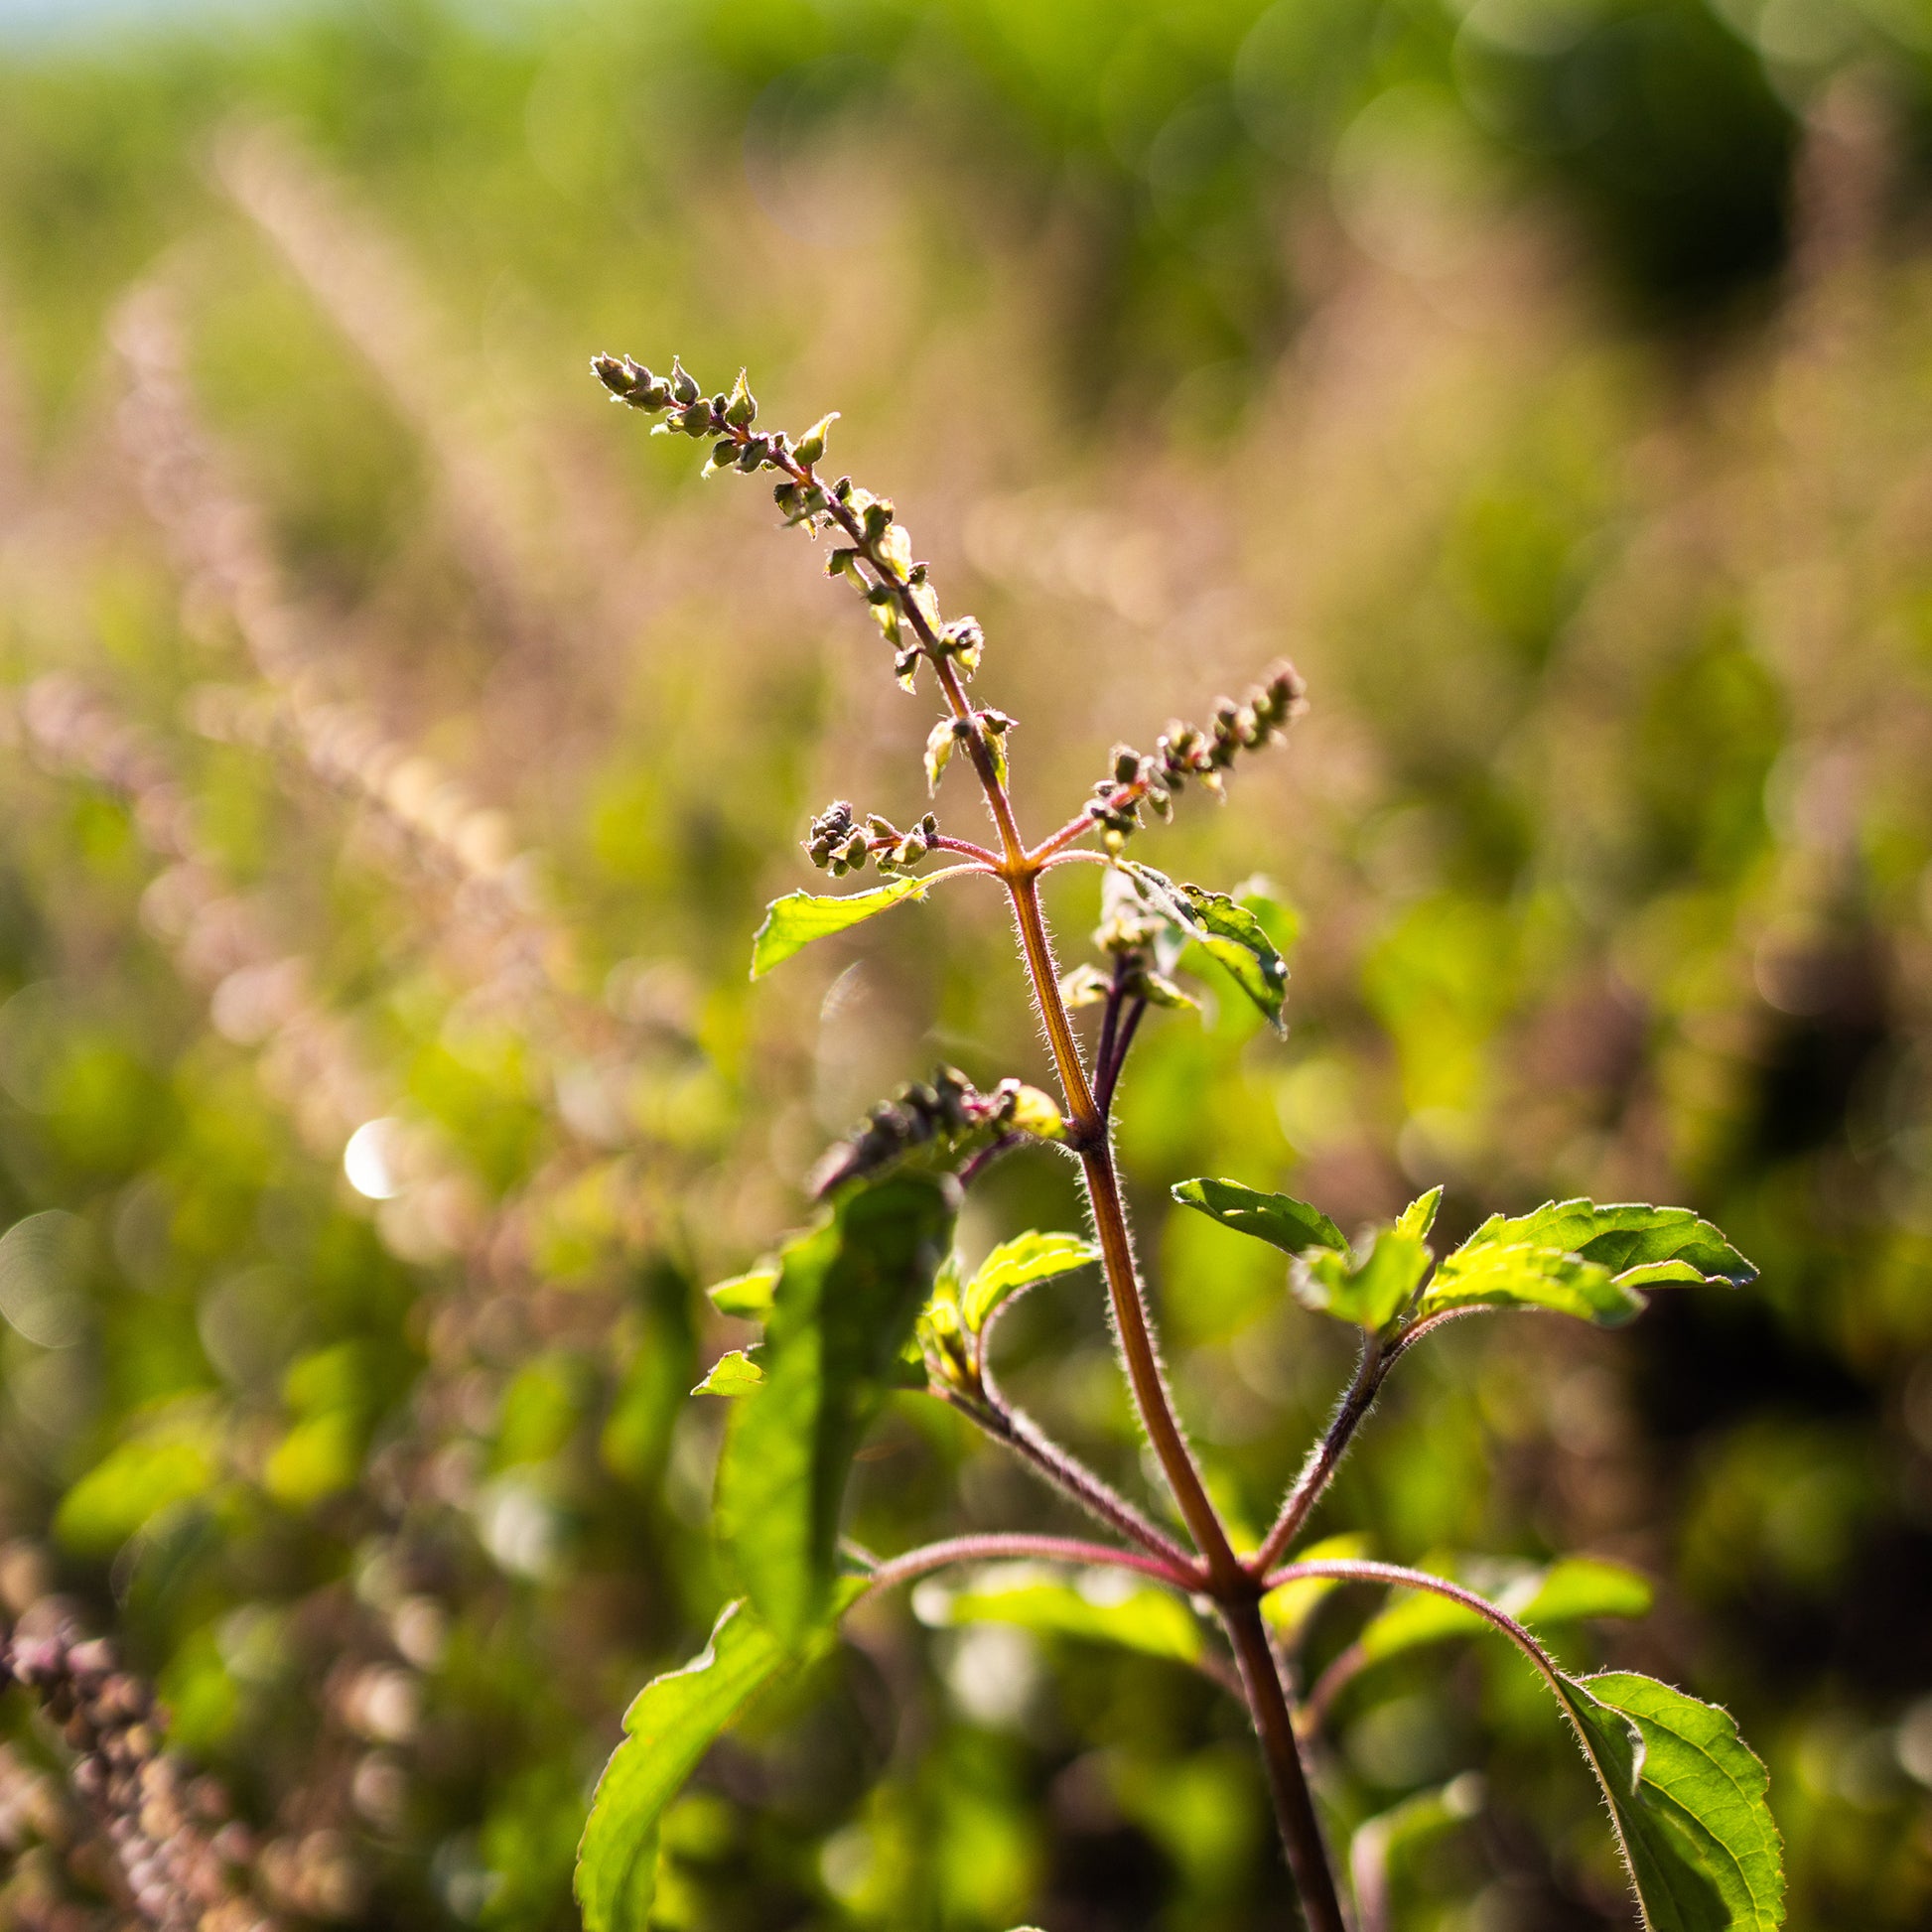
[[1094, 994, 1147, 1119], [862, 1532, 1194, 1596], [957, 1377, 1200, 1577], [1224, 1598, 1353, 1932], [1255, 1338, 1392, 1575]]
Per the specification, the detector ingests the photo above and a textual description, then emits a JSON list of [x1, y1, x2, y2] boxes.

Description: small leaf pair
[[1113, 861, 1289, 1032], [916, 1230, 1099, 1398]]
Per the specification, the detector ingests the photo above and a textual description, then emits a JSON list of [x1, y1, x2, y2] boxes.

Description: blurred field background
[[2, 1, 1932, 1928]]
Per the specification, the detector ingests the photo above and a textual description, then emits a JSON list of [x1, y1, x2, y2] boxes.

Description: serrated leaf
[[1171, 1177, 1346, 1257], [1116, 862, 1289, 1030], [750, 876, 937, 979], [1422, 1240, 1641, 1325], [715, 1175, 955, 1641], [576, 1593, 853, 1932], [1291, 1230, 1431, 1332], [914, 1563, 1203, 1666], [1503, 1200, 1757, 1287], [1557, 1671, 1784, 1931], [960, 1231, 1100, 1332], [1261, 1532, 1371, 1645], [692, 1349, 764, 1397], [1421, 1200, 1754, 1327], [706, 1269, 777, 1319]]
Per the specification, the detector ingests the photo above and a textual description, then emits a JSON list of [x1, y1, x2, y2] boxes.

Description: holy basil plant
[[577, 352, 1786, 1932]]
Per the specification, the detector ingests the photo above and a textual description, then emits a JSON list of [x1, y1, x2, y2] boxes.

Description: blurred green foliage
[[1, 0, 1932, 1928]]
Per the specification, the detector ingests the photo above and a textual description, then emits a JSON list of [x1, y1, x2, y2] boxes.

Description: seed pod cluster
[[808, 1066, 1062, 1198], [596, 354, 985, 696], [804, 801, 941, 877], [1086, 662, 1307, 849], [3, 1618, 275, 1932]]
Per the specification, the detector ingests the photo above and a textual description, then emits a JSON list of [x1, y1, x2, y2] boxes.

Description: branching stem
[[862, 1532, 1193, 1596], [1255, 1337, 1395, 1575]]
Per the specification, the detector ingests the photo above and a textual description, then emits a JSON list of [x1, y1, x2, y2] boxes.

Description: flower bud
[[795, 413, 839, 466], [670, 357, 700, 405]]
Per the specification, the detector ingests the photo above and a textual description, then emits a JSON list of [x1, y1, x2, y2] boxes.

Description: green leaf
[[692, 1349, 764, 1397], [576, 1595, 847, 1932], [1356, 1554, 1653, 1669], [1291, 1231, 1431, 1332], [1557, 1671, 1785, 1931], [56, 1428, 222, 1555], [715, 1175, 956, 1641], [1261, 1532, 1371, 1645], [1522, 1556, 1655, 1624], [960, 1230, 1101, 1332], [914, 1563, 1204, 1666], [1171, 1177, 1346, 1256], [1116, 862, 1289, 1030], [1502, 1199, 1757, 1287], [1394, 1184, 1444, 1241], [1422, 1240, 1643, 1325], [706, 1268, 777, 1319], [1421, 1200, 1755, 1327], [750, 876, 938, 980]]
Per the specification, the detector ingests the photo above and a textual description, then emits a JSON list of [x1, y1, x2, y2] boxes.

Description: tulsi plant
[[575, 351, 1785, 1932]]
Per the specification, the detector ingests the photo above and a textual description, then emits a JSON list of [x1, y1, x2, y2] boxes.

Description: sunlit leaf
[[1116, 862, 1289, 1030], [960, 1230, 1100, 1332], [576, 1595, 847, 1932], [1421, 1240, 1642, 1325], [750, 876, 938, 979], [692, 1349, 764, 1397], [914, 1563, 1204, 1666], [715, 1174, 956, 1640], [706, 1268, 777, 1319], [1171, 1176, 1346, 1256], [1394, 1184, 1443, 1241], [1291, 1230, 1431, 1332], [1557, 1671, 1784, 1931], [1511, 1200, 1757, 1287], [1356, 1554, 1653, 1668], [56, 1428, 222, 1555], [1421, 1201, 1755, 1327], [1522, 1556, 1654, 1624]]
